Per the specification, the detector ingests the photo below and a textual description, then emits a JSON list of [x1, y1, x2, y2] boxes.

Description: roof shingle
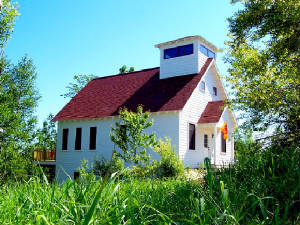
[[53, 58, 213, 121], [198, 100, 224, 124]]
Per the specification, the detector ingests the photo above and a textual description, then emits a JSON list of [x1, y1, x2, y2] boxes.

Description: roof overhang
[[198, 123, 217, 128], [155, 35, 219, 52]]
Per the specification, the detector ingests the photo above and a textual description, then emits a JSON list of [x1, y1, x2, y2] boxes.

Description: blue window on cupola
[[164, 44, 193, 59], [200, 44, 215, 59], [164, 47, 178, 59]]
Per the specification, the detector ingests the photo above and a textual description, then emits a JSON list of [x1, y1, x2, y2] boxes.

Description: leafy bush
[[153, 138, 184, 178], [94, 154, 124, 177], [128, 164, 155, 178]]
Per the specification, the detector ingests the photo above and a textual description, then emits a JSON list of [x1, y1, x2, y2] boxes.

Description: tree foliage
[[61, 74, 96, 99], [0, 1, 41, 183], [119, 65, 135, 74], [110, 106, 157, 165], [152, 138, 184, 178], [35, 113, 57, 150], [0, 56, 40, 183], [0, 0, 18, 50], [0, 56, 40, 150], [225, 0, 300, 140]]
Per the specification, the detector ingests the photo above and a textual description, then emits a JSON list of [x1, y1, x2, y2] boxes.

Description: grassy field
[[0, 143, 299, 224], [0, 176, 206, 225]]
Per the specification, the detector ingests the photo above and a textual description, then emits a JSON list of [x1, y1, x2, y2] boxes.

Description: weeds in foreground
[[0, 143, 299, 224]]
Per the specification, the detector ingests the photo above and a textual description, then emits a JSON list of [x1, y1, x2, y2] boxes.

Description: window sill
[[220, 152, 226, 155]]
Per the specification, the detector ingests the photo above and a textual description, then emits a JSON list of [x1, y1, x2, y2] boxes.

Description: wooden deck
[[34, 150, 56, 161]]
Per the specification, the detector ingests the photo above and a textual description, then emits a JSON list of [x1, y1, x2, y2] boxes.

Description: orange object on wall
[[221, 122, 228, 140]]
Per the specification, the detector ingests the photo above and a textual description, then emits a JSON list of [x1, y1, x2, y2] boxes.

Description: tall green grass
[[0, 175, 205, 224], [0, 143, 299, 224]]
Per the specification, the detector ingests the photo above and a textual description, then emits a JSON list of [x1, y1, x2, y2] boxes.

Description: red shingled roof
[[53, 58, 213, 121], [198, 100, 225, 124]]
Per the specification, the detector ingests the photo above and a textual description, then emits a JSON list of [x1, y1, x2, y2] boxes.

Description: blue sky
[[4, 0, 241, 126]]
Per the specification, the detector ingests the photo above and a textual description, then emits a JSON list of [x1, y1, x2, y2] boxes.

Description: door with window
[[203, 133, 210, 159]]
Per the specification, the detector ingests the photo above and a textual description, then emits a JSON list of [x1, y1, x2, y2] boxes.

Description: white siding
[[159, 40, 214, 79], [178, 65, 233, 168], [55, 111, 179, 181]]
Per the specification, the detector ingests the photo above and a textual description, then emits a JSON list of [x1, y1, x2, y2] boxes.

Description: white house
[[47, 35, 237, 181]]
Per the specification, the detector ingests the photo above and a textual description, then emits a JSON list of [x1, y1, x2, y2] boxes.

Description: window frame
[[74, 127, 82, 151], [221, 132, 226, 153], [213, 87, 217, 96], [164, 44, 194, 59], [204, 134, 208, 148], [89, 127, 97, 150], [200, 81, 206, 92], [188, 123, 196, 150], [62, 128, 69, 151]]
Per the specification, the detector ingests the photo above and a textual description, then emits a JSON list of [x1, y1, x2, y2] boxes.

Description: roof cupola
[[155, 35, 218, 79]]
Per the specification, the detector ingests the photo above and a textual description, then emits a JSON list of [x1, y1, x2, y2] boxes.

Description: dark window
[[213, 87, 217, 96], [74, 171, 80, 180], [189, 123, 195, 150], [62, 129, 69, 150], [75, 128, 82, 150], [200, 81, 205, 91], [204, 134, 208, 148], [178, 44, 193, 56], [221, 133, 226, 153], [164, 44, 194, 59], [200, 44, 215, 59], [89, 127, 97, 150], [164, 47, 178, 59]]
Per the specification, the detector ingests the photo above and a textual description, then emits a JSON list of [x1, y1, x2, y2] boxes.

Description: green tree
[[61, 74, 96, 99], [110, 106, 157, 165], [0, 0, 18, 50], [0, 0, 41, 183], [119, 65, 135, 74], [225, 0, 300, 141], [234, 128, 262, 162], [0, 56, 40, 183], [35, 113, 57, 150]]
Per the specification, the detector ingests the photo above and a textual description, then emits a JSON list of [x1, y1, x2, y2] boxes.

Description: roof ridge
[[92, 67, 160, 81]]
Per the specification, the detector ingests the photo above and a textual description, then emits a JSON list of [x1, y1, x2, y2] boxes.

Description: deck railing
[[34, 150, 56, 161]]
